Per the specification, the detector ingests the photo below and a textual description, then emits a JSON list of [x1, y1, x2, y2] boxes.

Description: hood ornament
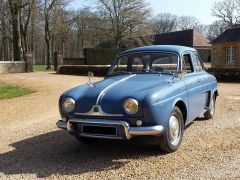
[[87, 71, 95, 87]]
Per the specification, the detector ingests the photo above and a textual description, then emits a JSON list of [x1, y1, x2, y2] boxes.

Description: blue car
[[57, 45, 218, 153]]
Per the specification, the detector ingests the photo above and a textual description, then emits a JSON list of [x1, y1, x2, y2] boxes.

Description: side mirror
[[88, 71, 94, 78], [175, 71, 185, 79]]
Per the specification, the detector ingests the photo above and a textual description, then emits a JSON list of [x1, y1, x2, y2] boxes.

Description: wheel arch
[[214, 90, 219, 99], [175, 100, 187, 125]]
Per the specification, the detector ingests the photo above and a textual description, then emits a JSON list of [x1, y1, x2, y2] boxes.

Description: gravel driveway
[[0, 72, 239, 179]]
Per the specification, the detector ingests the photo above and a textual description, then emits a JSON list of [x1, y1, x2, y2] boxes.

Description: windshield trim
[[108, 51, 181, 76]]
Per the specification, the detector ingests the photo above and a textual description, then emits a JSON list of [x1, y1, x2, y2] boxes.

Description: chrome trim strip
[[74, 105, 123, 117], [56, 120, 67, 130], [59, 119, 164, 139], [80, 134, 123, 140], [96, 74, 136, 105], [129, 125, 164, 136]]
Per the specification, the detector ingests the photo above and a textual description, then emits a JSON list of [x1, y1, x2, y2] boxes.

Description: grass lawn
[[0, 83, 34, 100], [33, 65, 48, 72]]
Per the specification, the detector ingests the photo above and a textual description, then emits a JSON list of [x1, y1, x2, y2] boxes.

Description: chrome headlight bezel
[[62, 97, 75, 113], [123, 98, 138, 115]]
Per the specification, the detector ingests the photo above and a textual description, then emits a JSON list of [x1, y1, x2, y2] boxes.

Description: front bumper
[[56, 119, 164, 140]]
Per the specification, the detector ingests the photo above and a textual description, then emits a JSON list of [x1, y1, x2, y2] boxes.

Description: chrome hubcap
[[210, 98, 215, 116], [169, 116, 181, 146]]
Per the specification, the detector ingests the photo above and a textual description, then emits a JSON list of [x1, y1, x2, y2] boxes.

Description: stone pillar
[[54, 52, 63, 71], [25, 53, 33, 72]]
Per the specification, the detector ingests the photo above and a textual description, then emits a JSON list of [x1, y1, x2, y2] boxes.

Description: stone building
[[211, 25, 240, 68]]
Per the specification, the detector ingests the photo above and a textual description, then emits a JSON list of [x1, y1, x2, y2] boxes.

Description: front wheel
[[157, 106, 184, 153], [204, 94, 216, 119]]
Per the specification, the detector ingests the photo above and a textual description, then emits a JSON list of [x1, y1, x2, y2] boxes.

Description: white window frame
[[226, 46, 235, 64]]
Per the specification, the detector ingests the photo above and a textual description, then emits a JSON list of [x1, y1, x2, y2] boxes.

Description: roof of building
[[119, 45, 197, 55], [154, 29, 211, 49], [211, 25, 240, 44]]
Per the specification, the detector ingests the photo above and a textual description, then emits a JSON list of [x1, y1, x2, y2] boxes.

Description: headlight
[[123, 98, 138, 114], [62, 98, 75, 112]]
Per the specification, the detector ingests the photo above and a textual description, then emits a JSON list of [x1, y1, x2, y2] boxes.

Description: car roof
[[118, 45, 197, 56]]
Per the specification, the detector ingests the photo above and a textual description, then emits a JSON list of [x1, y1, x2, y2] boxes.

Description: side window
[[191, 52, 203, 72], [183, 54, 193, 73]]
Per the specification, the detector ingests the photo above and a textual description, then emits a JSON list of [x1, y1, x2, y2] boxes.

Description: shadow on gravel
[[0, 130, 163, 178]]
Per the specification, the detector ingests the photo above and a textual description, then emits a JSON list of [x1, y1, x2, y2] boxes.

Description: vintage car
[[56, 45, 218, 153]]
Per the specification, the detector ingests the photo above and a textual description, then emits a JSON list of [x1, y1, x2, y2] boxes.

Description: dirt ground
[[0, 72, 239, 180]]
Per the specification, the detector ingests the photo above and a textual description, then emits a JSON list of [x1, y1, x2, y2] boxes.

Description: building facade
[[211, 25, 240, 68]]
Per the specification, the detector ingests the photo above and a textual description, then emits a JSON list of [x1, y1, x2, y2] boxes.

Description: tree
[[212, 0, 240, 27], [177, 16, 200, 30], [0, 0, 12, 61], [20, 0, 35, 62], [96, 0, 150, 48], [8, 0, 22, 61], [151, 13, 177, 34], [207, 20, 228, 40]]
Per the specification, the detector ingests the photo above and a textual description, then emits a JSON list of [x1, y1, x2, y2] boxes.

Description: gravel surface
[[0, 72, 239, 179]]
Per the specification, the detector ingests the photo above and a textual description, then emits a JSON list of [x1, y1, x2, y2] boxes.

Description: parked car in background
[[56, 45, 218, 153]]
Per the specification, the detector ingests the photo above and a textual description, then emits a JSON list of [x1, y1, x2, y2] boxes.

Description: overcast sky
[[69, 0, 219, 25]]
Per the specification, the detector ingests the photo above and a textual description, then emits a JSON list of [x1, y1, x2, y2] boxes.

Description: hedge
[[58, 65, 240, 82], [84, 48, 123, 65], [57, 65, 111, 77], [208, 68, 240, 82], [198, 49, 211, 62]]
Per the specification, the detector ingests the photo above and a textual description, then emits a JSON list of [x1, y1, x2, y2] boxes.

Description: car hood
[[61, 74, 173, 116]]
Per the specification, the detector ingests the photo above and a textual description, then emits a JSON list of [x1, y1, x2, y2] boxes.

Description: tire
[[204, 94, 216, 119], [157, 106, 184, 153]]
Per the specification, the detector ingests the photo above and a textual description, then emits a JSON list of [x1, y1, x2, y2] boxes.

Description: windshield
[[109, 52, 179, 75]]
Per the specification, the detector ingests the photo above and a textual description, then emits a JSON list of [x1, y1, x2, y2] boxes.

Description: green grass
[[33, 65, 48, 72], [0, 83, 34, 100]]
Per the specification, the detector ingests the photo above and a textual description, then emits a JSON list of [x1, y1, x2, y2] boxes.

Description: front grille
[[82, 125, 117, 136]]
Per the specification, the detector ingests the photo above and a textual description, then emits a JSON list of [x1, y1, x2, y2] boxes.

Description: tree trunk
[[9, 0, 22, 61], [45, 15, 51, 70]]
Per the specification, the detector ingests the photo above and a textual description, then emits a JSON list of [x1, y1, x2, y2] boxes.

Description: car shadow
[[0, 130, 163, 178]]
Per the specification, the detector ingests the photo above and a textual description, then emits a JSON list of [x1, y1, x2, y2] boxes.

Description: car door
[[182, 52, 206, 123]]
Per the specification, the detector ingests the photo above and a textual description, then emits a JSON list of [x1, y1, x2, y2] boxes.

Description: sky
[[69, 0, 218, 25]]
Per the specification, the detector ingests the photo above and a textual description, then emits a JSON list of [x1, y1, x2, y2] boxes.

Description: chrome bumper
[[56, 119, 164, 139]]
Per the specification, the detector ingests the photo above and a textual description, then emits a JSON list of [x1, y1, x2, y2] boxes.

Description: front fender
[[142, 80, 188, 129]]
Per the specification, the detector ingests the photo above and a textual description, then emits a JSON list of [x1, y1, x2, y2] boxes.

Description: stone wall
[[0, 61, 26, 73], [212, 42, 240, 68]]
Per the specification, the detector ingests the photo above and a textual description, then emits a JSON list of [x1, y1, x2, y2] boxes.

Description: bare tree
[[96, 0, 150, 48], [38, 0, 58, 69], [8, 0, 22, 61], [207, 20, 228, 40], [151, 13, 177, 34], [0, 0, 12, 61], [212, 0, 240, 27], [177, 16, 200, 30], [20, 0, 35, 62]]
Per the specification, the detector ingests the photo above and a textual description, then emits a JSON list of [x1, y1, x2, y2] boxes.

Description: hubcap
[[169, 115, 181, 146], [210, 97, 215, 116]]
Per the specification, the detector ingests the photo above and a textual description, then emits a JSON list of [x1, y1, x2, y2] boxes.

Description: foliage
[[0, 83, 34, 100]]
